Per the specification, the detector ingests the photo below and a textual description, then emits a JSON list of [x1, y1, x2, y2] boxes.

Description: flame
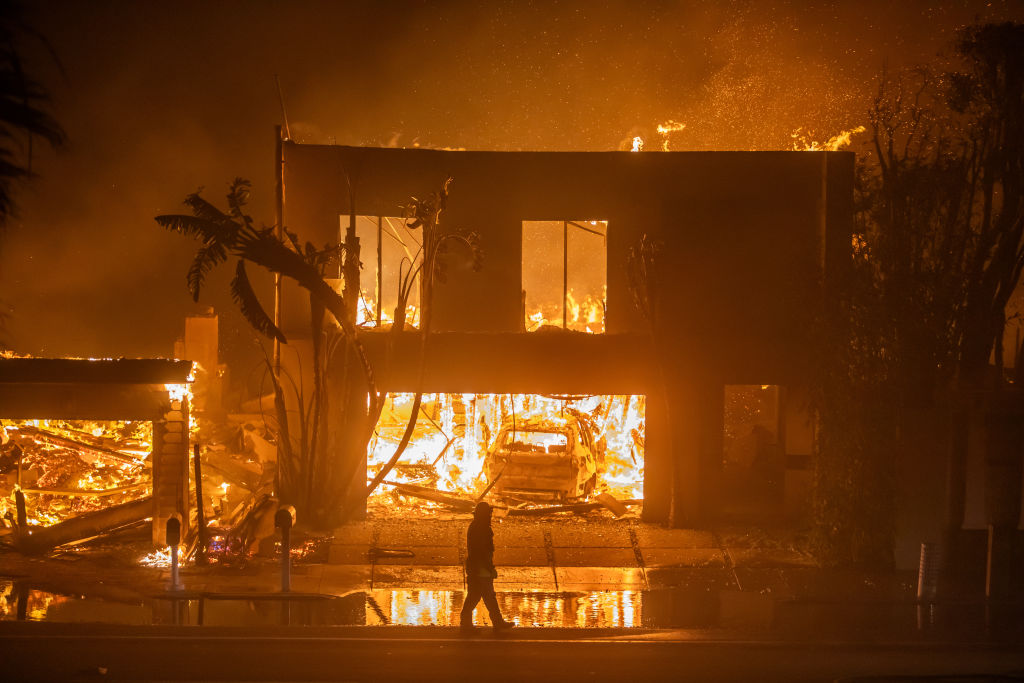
[[0, 418, 153, 527], [656, 120, 686, 151], [368, 393, 645, 510], [526, 287, 606, 333], [791, 125, 865, 151], [359, 286, 606, 335], [139, 546, 180, 568], [631, 136, 644, 152], [356, 291, 421, 329]]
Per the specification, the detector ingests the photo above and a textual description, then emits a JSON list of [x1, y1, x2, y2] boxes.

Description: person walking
[[460, 501, 513, 632]]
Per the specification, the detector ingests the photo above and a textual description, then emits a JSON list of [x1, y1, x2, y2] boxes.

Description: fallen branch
[[383, 481, 477, 512], [506, 498, 642, 517], [595, 492, 629, 518], [16, 496, 153, 553], [475, 466, 505, 502], [202, 454, 261, 492], [17, 482, 150, 497], [13, 426, 149, 467]]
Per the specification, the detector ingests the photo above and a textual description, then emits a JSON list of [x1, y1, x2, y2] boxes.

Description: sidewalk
[[5, 517, 977, 636]]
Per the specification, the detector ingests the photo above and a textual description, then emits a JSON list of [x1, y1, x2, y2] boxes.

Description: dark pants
[[460, 573, 503, 626]]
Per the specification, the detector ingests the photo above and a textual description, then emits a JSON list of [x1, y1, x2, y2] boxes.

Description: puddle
[[2, 578, 1021, 638]]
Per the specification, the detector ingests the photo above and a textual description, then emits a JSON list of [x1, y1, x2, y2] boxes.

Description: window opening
[[522, 220, 607, 333], [343, 215, 421, 328]]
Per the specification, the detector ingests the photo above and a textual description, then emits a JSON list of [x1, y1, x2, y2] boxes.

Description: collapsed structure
[[277, 142, 854, 525], [0, 358, 193, 547]]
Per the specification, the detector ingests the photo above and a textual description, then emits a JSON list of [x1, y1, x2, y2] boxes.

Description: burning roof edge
[[284, 142, 855, 162], [282, 141, 856, 168], [0, 358, 193, 385]]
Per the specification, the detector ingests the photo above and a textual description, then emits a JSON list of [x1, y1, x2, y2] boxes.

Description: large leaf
[[183, 192, 241, 244], [237, 229, 323, 292], [230, 259, 286, 344], [155, 214, 226, 242], [226, 178, 252, 219], [186, 242, 228, 301]]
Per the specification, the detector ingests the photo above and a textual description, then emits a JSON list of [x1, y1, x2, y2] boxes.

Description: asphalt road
[[3, 626, 1024, 682]]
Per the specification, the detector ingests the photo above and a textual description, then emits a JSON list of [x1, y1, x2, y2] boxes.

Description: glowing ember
[[630, 136, 644, 152]]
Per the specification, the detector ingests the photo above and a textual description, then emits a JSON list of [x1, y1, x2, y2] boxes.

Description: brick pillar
[[152, 397, 190, 546]]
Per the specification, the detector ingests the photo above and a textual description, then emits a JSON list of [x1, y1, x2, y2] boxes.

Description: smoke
[[2, 0, 1022, 376]]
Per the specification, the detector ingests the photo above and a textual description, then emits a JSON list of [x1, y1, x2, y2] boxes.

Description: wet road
[[3, 624, 1024, 682]]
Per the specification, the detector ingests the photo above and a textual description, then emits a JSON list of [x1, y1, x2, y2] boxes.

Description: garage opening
[[1, 419, 153, 527], [368, 393, 644, 516]]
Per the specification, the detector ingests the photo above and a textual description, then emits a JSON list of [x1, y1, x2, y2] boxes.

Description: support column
[[152, 397, 190, 546], [698, 382, 724, 522], [642, 389, 671, 523]]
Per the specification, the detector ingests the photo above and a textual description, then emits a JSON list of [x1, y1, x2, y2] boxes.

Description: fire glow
[[0, 419, 153, 528], [369, 393, 645, 513]]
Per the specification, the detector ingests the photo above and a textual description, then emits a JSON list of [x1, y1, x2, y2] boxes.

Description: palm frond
[[183, 192, 242, 244], [283, 227, 302, 252], [155, 214, 227, 242], [237, 229, 323, 290], [186, 242, 227, 301], [230, 259, 287, 344], [226, 178, 252, 219], [183, 191, 230, 224]]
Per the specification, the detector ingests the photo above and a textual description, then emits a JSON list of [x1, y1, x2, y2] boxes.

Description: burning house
[[276, 141, 853, 525]]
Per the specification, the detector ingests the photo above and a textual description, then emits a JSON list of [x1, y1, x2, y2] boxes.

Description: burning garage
[[271, 140, 852, 526], [0, 357, 193, 549]]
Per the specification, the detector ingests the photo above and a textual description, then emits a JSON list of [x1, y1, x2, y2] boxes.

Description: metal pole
[[377, 216, 383, 326], [273, 125, 285, 376], [192, 444, 206, 565], [14, 489, 26, 528], [281, 523, 291, 592], [562, 220, 568, 329], [276, 506, 295, 593], [170, 544, 180, 591], [342, 182, 360, 323], [166, 516, 182, 592]]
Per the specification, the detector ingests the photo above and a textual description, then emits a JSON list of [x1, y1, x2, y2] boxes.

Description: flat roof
[[0, 358, 193, 385]]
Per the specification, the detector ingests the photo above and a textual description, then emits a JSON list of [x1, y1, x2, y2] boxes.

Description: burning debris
[[0, 419, 152, 529], [369, 393, 644, 517]]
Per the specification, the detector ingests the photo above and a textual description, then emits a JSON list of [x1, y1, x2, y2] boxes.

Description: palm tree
[[159, 177, 481, 525], [156, 179, 382, 522], [0, 2, 64, 228]]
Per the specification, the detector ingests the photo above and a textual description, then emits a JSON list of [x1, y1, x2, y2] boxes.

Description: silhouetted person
[[460, 501, 513, 632]]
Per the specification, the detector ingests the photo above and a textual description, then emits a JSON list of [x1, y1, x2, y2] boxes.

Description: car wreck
[[483, 413, 604, 503]]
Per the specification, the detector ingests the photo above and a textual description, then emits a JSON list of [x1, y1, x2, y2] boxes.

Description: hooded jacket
[[466, 506, 497, 577]]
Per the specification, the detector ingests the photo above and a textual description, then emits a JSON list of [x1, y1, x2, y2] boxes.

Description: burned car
[[482, 414, 603, 502]]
